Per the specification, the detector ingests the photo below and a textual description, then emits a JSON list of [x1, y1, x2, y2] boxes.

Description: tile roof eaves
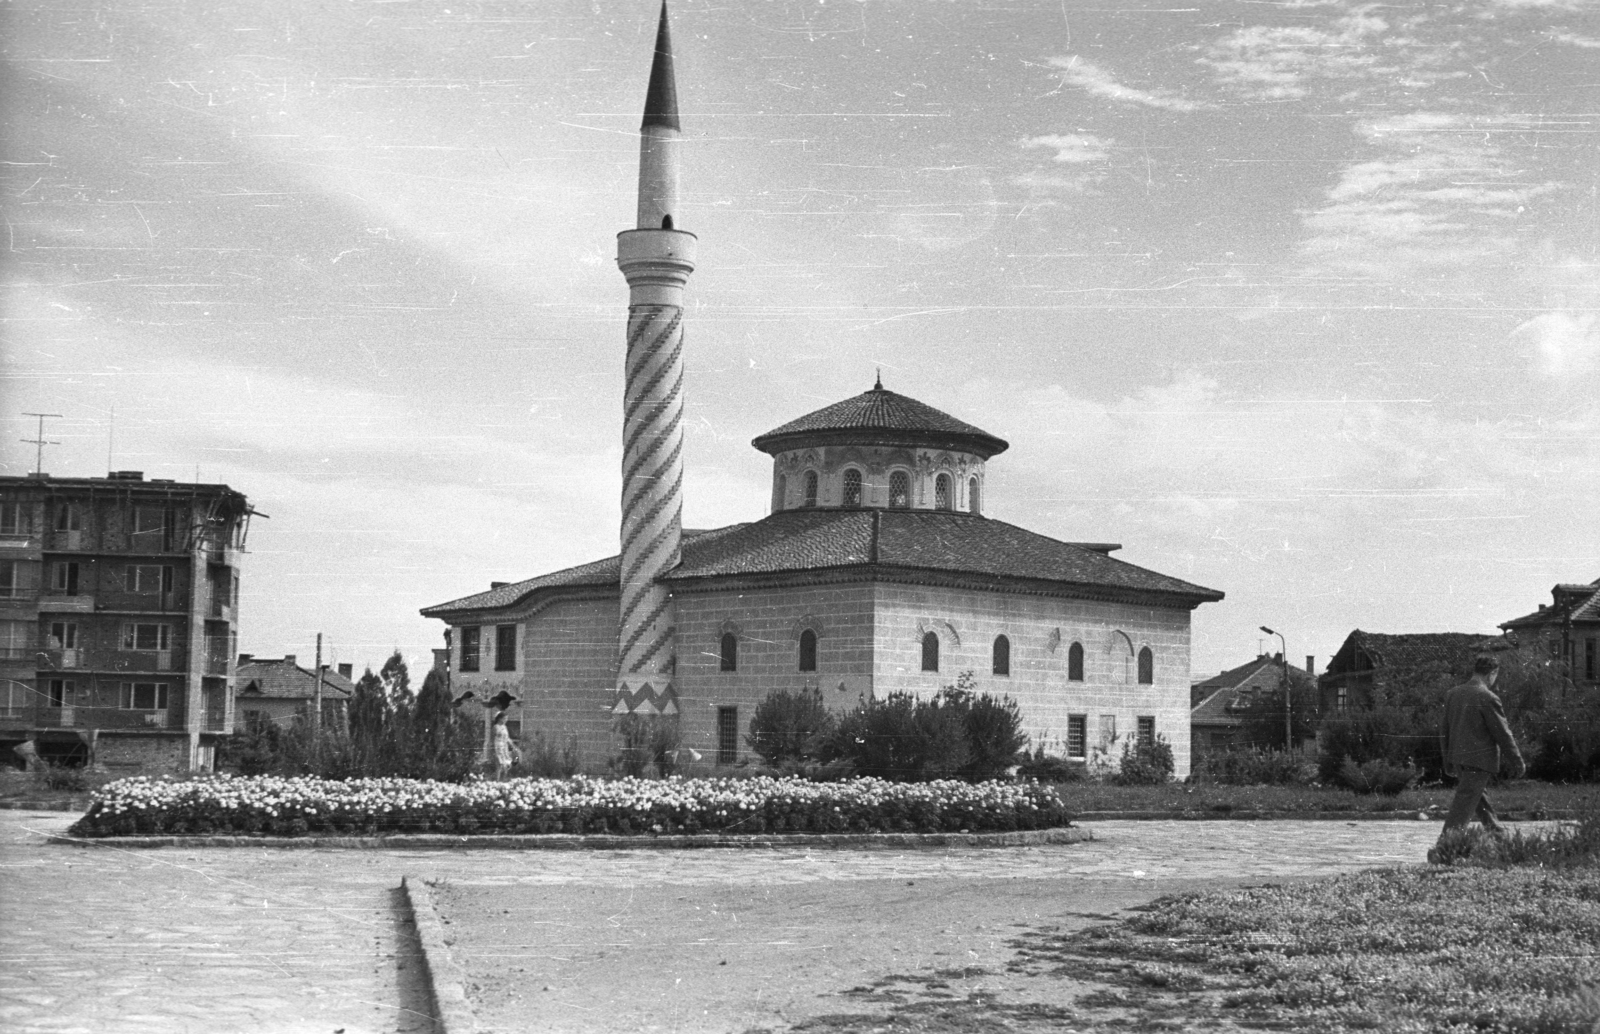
[[421, 579, 616, 620]]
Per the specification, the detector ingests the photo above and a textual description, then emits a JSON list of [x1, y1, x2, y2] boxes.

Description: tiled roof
[[235, 658, 355, 700], [1193, 657, 1275, 693], [1190, 656, 1316, 726], [751, 385, 1009, 458], [1499, 577, 1600, 630], [1325, 630, 1511, 677], [421, 510, 1223, 617], [1190, 688, 1246, 727]]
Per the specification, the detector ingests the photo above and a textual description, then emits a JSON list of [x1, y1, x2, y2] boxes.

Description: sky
[[3, 0, 1597, 683]]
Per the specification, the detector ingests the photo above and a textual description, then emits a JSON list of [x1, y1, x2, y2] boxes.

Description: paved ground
[[0, 810, 1489, 1034]]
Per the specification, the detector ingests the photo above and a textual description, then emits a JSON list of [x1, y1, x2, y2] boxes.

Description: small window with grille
[[889, 471, 910, 509], [842, 468, 862, 507], [717, 706, 738, 765]]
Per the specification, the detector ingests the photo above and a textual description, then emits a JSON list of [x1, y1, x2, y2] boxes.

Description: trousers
[[1442, 767, 1501, 833]]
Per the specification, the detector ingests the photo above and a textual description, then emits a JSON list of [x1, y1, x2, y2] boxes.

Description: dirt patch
[[432, 873, 1259, 1033]]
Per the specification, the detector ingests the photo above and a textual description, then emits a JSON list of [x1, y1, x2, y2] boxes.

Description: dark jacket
[[1440, 679, 1522, 775]]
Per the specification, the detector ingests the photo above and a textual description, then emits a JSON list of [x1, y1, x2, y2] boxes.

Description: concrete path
[[0, 809, 1485, 1034]]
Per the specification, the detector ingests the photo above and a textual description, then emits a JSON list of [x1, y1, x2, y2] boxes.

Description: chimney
[[237, 653, 253, 666], [337, 663, 353, 680], [1306, 655, 1315, 676], [491, 581, 509, 589], [283, 654, 296, 667]]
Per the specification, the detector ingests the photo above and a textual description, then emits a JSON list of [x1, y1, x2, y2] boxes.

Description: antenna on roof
[[21, 412, 63, 475]]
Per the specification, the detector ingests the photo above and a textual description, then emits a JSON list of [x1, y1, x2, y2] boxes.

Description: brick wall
[[675, 583, 876, 764], [871, 583, 1195, 778], [96, 732, 191, 774]]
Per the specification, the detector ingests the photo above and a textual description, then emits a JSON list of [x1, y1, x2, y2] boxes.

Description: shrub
[[1191, 746, 1313, 786], [1017, 748, 1085, 784], [1338, 755, 1419, 795], [947, 679, 1029, 782], [518, 732, 581, 779], [1111, 735, 1175, 786], [746, 688, 835, 767], [1430, 810, 1600, 867], [826, 693, 961, 781], [1318, 707, 1443, 784], [1525, 702, 1600, 784], [611, 714, 680, 778]]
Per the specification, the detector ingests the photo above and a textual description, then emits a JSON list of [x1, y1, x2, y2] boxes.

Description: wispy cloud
[[1513, 258, 1600, 383], [1045, 56, 1208, 112], [1013, 133, 1114, 195], [1295, 112, 1561, 278], [1200, 6, 1420, 101]]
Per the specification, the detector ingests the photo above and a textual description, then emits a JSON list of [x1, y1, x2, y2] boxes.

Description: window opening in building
[[775, 474, 787, 510], [1068, 641, 1084, 681], [121, 681, 169, 710], [968, 477, 980, 515], [1138, 646, 1154, 685], [934, 474, 952, 511], [459, 626, 481, 672], [53, 561, 79, 595], [1137, 715, 1155, 748], [921, 631, 939, 672], [799, 629, 817, 672], [803, 471, 818, 508], [717, 706, 738, 765], [0, 503, 27, 537], [1588, 638, 1597, 680], [121, 622, 171, 652], [1336, 686, 1348, 712], [842, 468, 862, 508], [495, 624, 517, 671], [889, 471, 910, 509], [1067, 714, 1087, 759], [720, 632, 738, 672], [49, 679, 72, 708], [55, 504, 80, 531], [992, 635, 1010, 676], [0, 620, 29, 659], [49, 622, 77, 649]]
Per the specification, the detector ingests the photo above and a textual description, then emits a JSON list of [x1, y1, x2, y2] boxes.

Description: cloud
[[1020, 134, 1113, 164], [1045, 56, 1208, 112], [1295, 112, 1562, 278], [1551, 30, 1600, 48], [1199, 7, 1421, 101], [1513, 258, 1600, 382]]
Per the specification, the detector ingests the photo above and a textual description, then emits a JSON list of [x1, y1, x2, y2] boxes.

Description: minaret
[[614, 1, 695, 717]]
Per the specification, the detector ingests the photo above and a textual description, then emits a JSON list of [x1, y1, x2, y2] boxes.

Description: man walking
[[1438, 653, 1525, 840]]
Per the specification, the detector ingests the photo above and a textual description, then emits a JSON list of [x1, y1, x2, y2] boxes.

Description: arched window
[[719, 633, 737, 672], [1138, 646, 1154, 685], [775, 474, 787, 511], [798, 629, 818, 672], [921, 631, 940, 672], [934, 474, 952, 511], [889, 471, 910, 509], [1068, 641, 1084, 681], [968, 478, 980, 515], [803, 470, 818, 508], [842, 468, 862, 508], [992, 635, 1010, 676]]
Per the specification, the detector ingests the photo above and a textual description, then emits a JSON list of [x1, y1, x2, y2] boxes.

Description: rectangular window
[[495, 624, 517, 672], [55, 504, 81, 531], [0, 560, 38, 598], [122, 622, 171, 652], [1137, 716, 1156, 749], [127, 565, 165, 593], [1066, 714, 1087, 759], [49, 622, 78, 649], [49, 679, 74, 708], [0, 679, 27, 717], [120, 682, 169, 710], [0, 502, 26, 537], [1587, 639, 1597, 681], [0, 620, 30, 660], [1336, 686, 1348, 712], [717, 706, 739, 766], [459, 626, 480, 672], [53, 561, 80, 594]]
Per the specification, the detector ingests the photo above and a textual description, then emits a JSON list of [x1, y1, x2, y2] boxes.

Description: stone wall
[[96, 732, 191, 774]]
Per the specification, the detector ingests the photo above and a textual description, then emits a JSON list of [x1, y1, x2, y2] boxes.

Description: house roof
[[1190, 688, 1246, 727], [1190, 655, 1316, 728], [235, 658, 355, 700], [420, 510, 1223, 618], [1323, 630, 1512, 679], [1499, 578, 1600, 630], [750, 383, 1009, 458]]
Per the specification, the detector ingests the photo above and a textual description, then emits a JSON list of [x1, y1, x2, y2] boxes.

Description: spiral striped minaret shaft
[[615, 2, 695, 717]]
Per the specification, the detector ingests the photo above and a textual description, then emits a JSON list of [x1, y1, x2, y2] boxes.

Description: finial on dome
[[873, 369, 883, 391]]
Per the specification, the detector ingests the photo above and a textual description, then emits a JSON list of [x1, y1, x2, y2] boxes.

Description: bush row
[[67, 774, 1075, 839]]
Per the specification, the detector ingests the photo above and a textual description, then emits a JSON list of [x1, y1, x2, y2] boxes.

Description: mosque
[[420, 4, 1223, 777]]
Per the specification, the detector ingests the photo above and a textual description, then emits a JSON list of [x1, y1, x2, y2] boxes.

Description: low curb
[[399, 876, 478, 1034], [1074, 810, 1583, 822], [46, 826, 1093, 850], [0, 800, 90, 813]]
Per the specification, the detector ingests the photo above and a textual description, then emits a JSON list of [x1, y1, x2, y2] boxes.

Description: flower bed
[[66, 774, 1073, 839]]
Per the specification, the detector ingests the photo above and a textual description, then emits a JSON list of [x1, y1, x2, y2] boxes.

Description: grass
[[1062, 779, 1600, 817]]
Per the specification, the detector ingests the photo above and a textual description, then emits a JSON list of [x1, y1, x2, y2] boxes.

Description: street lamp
[[1260, 626, 1290, 749]]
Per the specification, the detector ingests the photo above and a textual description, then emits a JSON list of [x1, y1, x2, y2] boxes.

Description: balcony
[[39, 593, 94, 614], [51, 530, 84, 551], [115, 650, 177, 673], [38, 649, 81, 670]]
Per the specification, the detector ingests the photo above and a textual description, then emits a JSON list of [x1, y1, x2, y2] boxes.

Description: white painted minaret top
[[637, 2, 681, 231]]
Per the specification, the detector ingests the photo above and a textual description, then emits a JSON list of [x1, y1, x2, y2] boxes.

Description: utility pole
[[313, 633, 325, 740], [1261, 625, 1290, 750], [21, 412, 63, 475]]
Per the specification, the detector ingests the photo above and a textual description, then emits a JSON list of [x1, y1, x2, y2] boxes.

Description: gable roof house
[[1318, 631, 1514, 716], [1499, 578, 1600, 688], [1189, 654, 1316, 759], [233, 655, 355, 732]]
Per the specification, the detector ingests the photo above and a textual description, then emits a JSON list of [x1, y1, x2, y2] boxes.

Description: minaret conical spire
[[642, 2, 680, 132]]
